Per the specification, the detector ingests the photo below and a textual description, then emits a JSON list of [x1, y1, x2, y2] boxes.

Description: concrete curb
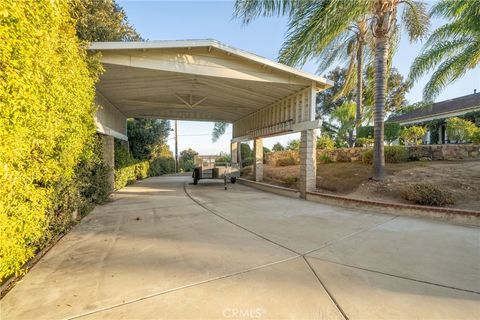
[[238, 178, 480, 227], [238, 178, 300, 198]]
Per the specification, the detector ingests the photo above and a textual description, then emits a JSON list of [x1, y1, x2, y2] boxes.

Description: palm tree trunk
[[355, 42, 363, 131], [373, 36, 388, 180]]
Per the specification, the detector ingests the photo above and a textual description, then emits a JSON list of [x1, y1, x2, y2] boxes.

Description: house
[[390, 91, 480, 144]]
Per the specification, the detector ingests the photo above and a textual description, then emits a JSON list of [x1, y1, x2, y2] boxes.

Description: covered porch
[[89, 39, 333, 197]]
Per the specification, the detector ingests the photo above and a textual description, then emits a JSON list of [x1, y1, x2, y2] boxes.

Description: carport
[[89, 39, 333, 197]]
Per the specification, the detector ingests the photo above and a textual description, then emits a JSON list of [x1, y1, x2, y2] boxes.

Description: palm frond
[[211, 122, 229, 142], [314, 33, 353, 73], [409, 38, 470, 82], [423, 45, 477, 100], [278, 0, 370, 67], [233, 0, 305, 25], [401, 0, 430, 42], [332, 44, 358, 100], [424, 20, 477, 47]]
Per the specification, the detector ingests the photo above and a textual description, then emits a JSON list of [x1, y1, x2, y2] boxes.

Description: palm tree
[[234, 0, 428, 180], [315, 19, 369, 147], [234, 2, 369, 147], [409, 0, 480, 101]]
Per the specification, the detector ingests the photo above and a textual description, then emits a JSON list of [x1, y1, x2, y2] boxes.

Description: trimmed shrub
[[384, 146, 408, 163], [361, 146, 408, 164], [361, 149, 374, 164], [358, 123, 400, 143], [317, 134, 335, 150], [336, 150, 351, 162], [283, 176, 298, 187], [356, 137, 374, 147], [0, 0, 98, 281], [446, 117, 476, 143], [401, 126, 427, 145], [135, 161, 150, 180], [149, 157, 175, 176], [402, 183, 454, 207], [318, 153, 333, 164], [277, 157, 297, 166], [470, 127, 480, 144]]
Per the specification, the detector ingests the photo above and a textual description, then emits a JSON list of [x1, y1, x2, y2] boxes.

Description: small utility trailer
[[192, 155, 240, 189]]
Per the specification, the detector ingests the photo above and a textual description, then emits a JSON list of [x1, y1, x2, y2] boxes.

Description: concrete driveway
[[2, 175, 479, 319]]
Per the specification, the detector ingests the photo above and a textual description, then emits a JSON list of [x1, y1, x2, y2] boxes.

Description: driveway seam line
[[183, 182, 302, 255], [185, 181, 353, 320], [302, 256, 349, 320], [303, 215, 399, 256], [64, 256, 301, 320], [307, 256, 480, 295]]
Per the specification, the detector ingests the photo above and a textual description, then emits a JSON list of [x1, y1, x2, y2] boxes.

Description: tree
[[286, 139, 300, 151], [363, 67, 411, 122], [127, 119, 171, 160], [272, 142, 285, 151], [179, 148, 198, 172], [331, 101, 356, 147], [409, 0, 480, 101], [240, 143, 253, 166], [445, 117, 476, 143], [320, 67, 409, 139], [316, 67, 356, 121], [401, 126, 427, 145], [389, 101, 431, 118], [234, 0, 428, 180], [71, 0, 141, 42], [234, 2, 369, 143]]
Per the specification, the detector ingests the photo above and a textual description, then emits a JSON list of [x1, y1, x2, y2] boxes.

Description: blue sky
[[118, 0, 480, 154]]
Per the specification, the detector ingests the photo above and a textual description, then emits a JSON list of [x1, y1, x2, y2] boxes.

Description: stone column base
[[299, 129, 317, 198], [253, 138, 263, 182]]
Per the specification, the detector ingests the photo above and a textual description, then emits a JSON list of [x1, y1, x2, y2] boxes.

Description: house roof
[[391, 93, 480, 124]]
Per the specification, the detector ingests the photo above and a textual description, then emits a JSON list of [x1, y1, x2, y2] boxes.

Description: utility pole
[[174, 120, 178, 173]]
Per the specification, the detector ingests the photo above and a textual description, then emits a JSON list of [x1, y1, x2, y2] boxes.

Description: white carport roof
[[89, 39, 332, 126]]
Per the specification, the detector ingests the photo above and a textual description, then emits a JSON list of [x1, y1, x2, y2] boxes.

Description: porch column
[[231, 141, 241, 165], [253, 138, 263, 181], [100, 134, 115, 192], [237, 143, 242, 168], [299, 129, 317, 198]]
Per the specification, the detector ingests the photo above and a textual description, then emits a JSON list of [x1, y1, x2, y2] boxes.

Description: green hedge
[[357, 123, 401, 143], [114, 143, 175, 190], [0, 0, 100, 281], [357, 126, 374, 139], [361, 146, 408, 164]]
